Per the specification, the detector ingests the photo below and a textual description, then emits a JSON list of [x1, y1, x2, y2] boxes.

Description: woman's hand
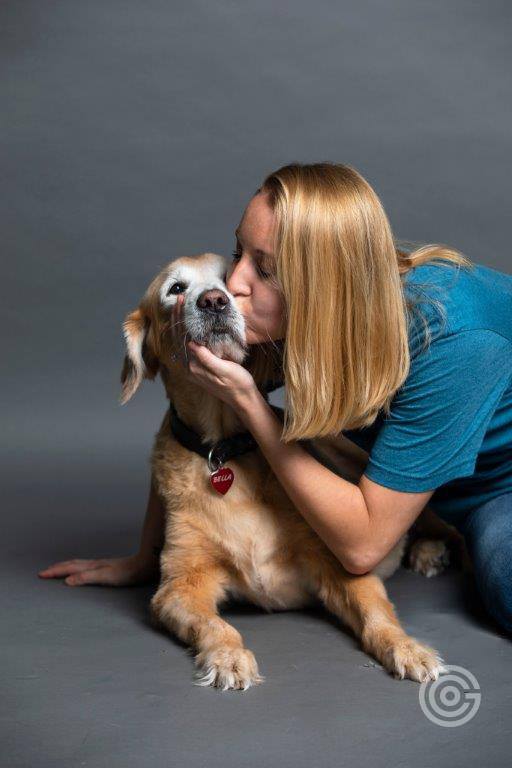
[[170, 294, 257, 412], [185, 340, 257, 410], [38, 554, 158, 587]]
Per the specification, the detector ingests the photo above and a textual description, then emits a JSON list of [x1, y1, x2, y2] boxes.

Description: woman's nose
[[226, 264, 248, 295]]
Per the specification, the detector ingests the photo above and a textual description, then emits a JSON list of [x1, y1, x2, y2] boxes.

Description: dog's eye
[[167, 282, 187, 296]]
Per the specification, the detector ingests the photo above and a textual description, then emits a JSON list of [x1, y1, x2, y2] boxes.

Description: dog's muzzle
[[185, 286, 247, 362]]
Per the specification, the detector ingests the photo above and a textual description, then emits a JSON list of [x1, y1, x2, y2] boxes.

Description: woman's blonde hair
[[253, 161, 474, 442]]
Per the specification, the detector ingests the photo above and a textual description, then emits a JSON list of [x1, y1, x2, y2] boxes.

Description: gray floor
[[4, 449, 512, 768]]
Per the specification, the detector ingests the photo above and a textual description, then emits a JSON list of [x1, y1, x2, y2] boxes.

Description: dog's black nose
[[196, 289, 229, 314]]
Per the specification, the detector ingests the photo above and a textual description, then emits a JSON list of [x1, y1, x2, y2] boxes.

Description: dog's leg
[[150, 566, 263, 691], [312, 563, 446, 682]]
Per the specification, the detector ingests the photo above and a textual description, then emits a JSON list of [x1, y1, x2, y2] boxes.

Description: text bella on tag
[[209, 466, 234, 495]]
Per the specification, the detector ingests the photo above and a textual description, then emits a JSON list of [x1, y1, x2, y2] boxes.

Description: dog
[[120, 252, 460, 691]]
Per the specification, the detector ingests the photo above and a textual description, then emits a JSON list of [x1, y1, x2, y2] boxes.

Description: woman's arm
[[236, 389, 435, 574], [137, 474, 166, 564], [180, 336, 434, 574], [38, 473, 166, 586]]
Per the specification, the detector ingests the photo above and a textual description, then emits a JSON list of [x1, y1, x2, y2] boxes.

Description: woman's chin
[[245, 329, 281, 346], [245, 332, 264, 346]]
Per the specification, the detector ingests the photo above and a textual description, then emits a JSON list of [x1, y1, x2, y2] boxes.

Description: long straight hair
[[257, 162, 474, 442]]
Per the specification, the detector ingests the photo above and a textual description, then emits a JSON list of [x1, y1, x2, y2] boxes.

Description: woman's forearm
[[235, 389, 373, 573], [137, 474, 166, 565]]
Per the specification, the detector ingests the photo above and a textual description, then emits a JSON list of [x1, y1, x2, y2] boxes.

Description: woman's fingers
[[64, 567, 113, 586], [38, 559, 105, 578], [171, 295, 186, 364], [187, 342, 224, 375], [174, 298, 182, 352], [38, 562, 116, 586], [38, 555, 147, 587]]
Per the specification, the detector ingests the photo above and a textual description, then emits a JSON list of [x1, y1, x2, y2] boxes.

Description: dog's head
[[119, 252, 252, 405]]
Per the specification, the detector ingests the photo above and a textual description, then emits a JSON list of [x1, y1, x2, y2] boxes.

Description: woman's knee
[[462, 494, 512, 635], [477, 549, 512, 634]]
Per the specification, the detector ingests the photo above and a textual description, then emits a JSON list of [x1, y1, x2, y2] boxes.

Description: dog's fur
[[120, 252, 461, 691]]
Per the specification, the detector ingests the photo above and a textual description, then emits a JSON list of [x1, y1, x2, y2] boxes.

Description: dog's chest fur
[[154, 435, 317, 610], [211, 500, 315, 610]]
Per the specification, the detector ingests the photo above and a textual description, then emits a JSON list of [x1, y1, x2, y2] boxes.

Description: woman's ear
[[119, 307, 160, 405]]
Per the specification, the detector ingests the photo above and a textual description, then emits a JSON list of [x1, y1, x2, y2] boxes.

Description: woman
[[39, 162, 512, 635]]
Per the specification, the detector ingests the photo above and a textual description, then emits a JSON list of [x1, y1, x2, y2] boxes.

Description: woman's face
[[226, 190, 286, 346]]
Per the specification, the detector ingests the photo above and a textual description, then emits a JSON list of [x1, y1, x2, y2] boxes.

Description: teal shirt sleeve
[[362, 328, 512, 492]]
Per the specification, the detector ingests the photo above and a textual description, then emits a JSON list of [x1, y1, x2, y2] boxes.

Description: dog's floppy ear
[[119, 307, 160, 405]]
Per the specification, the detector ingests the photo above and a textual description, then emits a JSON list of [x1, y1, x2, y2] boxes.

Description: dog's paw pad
[[408, 539, 450, 577], [194, 647, 264, 691]]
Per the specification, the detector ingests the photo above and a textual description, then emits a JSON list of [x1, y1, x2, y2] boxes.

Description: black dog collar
[[168, 394, 284, 469]]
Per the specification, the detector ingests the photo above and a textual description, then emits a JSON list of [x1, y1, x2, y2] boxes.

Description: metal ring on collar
[[207, 445, 223, 473]]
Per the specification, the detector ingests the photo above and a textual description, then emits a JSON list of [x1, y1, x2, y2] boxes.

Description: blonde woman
[[39, 162, 512, 636]]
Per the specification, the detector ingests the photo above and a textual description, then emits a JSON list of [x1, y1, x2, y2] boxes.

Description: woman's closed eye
[[231, 248, 272, 279]]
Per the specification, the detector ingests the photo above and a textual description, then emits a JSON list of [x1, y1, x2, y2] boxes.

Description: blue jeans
[[459, 492, 512, 636]]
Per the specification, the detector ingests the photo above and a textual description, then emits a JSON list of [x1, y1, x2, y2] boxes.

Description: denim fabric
[[460, 491, 512, 635]]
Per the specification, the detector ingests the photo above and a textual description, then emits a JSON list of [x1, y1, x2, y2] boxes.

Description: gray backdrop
[[2, 2, 511, 767]]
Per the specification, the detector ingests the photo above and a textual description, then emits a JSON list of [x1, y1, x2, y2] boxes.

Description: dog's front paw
[[382, 637, 447, 683], [194, 646, 264, 691], [408, 538, 450, 577]]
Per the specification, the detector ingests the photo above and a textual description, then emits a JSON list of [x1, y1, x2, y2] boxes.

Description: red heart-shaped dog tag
[[210, 466, 234, 495]]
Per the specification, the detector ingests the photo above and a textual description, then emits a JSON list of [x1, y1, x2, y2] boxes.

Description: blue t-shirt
[[343, 258, 512, 527]]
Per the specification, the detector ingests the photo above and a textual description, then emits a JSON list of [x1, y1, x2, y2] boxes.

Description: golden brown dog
[[120, 252, 458, 691]]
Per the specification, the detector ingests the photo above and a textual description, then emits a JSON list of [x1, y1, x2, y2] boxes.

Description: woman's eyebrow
[[234, 228, 271, 257]]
